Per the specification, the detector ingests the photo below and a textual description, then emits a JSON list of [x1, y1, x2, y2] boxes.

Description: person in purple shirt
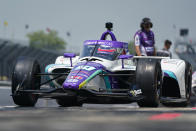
[[134, 18, 156, 56]]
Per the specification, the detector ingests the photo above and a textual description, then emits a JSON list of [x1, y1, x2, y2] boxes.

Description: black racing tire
[[12, 57, 41, 106], [136, 59, 162, 107], [56, 97, 82, 107], [183, 61, 192, 106]]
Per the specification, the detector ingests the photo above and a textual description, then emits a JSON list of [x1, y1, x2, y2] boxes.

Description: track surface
[[1, 86, 196, 131]]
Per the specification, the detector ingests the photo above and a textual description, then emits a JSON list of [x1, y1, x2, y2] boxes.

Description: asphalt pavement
[[1, 86, 196, 131]]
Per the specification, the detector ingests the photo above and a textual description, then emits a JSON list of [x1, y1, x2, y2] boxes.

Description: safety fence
[[0, 39, 62, 81]]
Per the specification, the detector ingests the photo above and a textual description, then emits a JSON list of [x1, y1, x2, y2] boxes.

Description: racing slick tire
[[136, 59, 162, 107], [56, 97, 82, 107], [12, 57, 41, 106], [184, 61, 192, 106]]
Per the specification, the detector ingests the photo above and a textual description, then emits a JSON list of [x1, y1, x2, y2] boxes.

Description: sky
[[0, 0, 196, 53]]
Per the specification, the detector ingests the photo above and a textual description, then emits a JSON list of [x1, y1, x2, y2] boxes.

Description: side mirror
[[118, 55, 133, 59], [118, 55, 133, 68], [64, 53, 76, 67], [64, 53, 76, 58]]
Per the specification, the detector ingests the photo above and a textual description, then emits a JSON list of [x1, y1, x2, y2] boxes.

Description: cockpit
[[80, 40, 128, 61]]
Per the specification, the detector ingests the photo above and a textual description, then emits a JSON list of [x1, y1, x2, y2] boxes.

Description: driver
[[134, 18, 156, 56]]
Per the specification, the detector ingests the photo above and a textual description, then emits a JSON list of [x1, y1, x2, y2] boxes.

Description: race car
[[11, 23, 192, 107]]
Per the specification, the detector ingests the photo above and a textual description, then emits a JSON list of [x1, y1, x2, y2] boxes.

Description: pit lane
[[1, 86, 196, 131]]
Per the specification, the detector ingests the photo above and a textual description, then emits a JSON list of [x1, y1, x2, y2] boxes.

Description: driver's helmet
[[97, 45, 124, 55], [97, 45, 116, 54]]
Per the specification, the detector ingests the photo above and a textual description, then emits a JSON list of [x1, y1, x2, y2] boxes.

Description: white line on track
[[0, 87, 11, 90], [0, 106, 16, 109], [2, 106, 15, 108]]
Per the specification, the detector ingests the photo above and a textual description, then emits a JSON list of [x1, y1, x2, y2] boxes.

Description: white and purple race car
[[11, 23, 192, 107]]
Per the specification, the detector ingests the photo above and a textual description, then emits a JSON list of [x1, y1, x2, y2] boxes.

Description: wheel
[[56, 97, 82, 107], [136, 59, 162, 107], [12, 57, 41, 106], [184, 61, 192, 106]]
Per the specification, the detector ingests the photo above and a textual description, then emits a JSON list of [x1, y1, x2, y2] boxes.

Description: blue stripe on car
[[102, 71, 111, 91], [45, 64, 65, 88], [163, 70, 177, 80]]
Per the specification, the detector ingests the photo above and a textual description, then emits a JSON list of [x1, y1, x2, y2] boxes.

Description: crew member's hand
[[135, 46, 141, 56], [154, 46, 156, 56]]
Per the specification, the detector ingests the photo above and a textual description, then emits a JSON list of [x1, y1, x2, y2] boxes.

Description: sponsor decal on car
[[99, 45, 111, 48], [79, 71, 90, 75], [70, 76, 83, 80], [66, 79, 79, 83], [69, 70, 90, 78], [98, 41, 113, 46], [130, 89, 142, 96], [74, 65, 96, 71]]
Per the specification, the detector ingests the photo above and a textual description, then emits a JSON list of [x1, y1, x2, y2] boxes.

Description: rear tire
[[183, 61, 192, 106], [12, 57, 41, 106], [136, 59, 162, 107]]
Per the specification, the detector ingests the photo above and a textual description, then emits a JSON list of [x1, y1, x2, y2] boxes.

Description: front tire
[[12, 57, 41, 106], [136, 59, 162, 107]]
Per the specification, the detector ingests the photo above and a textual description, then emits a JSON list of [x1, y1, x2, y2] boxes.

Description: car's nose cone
[[63, 62, 104, 89]]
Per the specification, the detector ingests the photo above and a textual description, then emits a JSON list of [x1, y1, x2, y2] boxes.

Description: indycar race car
[[11, 23, 192, 107]]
